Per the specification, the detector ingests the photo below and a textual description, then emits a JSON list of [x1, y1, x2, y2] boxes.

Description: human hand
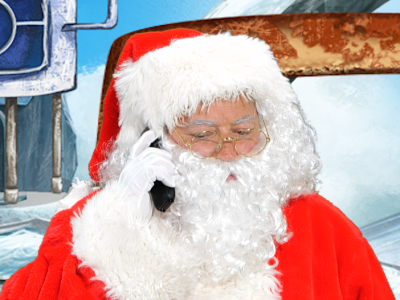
[[118, 130, 176, 221]]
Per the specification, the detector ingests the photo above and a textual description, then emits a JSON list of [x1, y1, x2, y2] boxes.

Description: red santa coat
[[0, 192, 395, 299]]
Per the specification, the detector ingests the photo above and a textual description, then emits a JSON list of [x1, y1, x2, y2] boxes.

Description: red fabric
[[89, 29, 203, 182], [0, 194, 395, 299], [277, 193, 395, 299]]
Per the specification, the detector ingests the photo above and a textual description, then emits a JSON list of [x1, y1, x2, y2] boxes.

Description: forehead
[[180, 97, 257, 125]]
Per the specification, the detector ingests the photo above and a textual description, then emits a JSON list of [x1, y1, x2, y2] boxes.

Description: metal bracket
[[51, 94, 62, 193], [4, 98, 18, 204], [62, 0, 117, 31]]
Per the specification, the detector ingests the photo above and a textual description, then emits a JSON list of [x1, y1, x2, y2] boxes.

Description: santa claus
[[0, 29, 394, 300]]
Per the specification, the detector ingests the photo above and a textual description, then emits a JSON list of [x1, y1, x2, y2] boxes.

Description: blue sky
[[75, 0, 221, 71]]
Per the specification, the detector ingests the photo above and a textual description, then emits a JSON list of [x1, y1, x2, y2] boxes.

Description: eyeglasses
[[174, 117, 270, 159]]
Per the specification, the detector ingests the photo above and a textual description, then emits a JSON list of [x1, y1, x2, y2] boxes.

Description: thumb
[[128, 130, 158, 159]]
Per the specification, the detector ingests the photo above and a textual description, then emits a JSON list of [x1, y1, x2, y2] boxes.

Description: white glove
[[118, 130, 176, 222]]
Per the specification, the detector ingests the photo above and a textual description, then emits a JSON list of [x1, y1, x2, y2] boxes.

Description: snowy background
[[293, 74, 400, 227]]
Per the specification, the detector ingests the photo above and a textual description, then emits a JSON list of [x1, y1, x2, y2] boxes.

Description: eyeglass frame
[[173, 116, 271, 159]]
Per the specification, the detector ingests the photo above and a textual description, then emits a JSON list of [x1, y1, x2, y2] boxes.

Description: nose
[[214, 140, 238, 162]]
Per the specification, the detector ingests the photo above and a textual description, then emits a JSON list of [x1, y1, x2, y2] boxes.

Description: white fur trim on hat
[[113, 32, 294, 150]]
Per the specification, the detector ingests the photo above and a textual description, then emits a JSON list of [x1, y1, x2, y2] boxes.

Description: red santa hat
[[89, 28, 291, 182]]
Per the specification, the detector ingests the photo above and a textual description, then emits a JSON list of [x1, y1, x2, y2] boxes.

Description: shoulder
[[277, 197, 394, 299], [284, 192, 346, 215], [278, 193, 369, 275], [40, 190, 101, 251], [282, 193, 364, 243]]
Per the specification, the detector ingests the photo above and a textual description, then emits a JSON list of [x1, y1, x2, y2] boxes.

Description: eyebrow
[[186, 115, 255, 127], [231, 115, 254, 125], [187, 119, 217, 126]]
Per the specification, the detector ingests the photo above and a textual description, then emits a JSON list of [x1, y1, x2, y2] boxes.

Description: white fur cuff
[[70, 181, 201, 300], [55, 178, 94, 213]]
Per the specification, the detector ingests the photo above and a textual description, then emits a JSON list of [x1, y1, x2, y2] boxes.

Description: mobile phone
[[145, 130, 175, 212]]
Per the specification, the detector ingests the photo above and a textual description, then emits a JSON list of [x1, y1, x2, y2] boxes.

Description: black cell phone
[[146, 131, 175, 212]]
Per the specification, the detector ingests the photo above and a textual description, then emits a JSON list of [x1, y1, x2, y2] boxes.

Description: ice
[[0, 229, 45, 280], [0, 201, 56, 225], [0, 200, 58, 281], [382, 265, 400, 298]]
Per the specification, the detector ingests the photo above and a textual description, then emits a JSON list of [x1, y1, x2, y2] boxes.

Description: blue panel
[[61, 96, 78, 192], [0, 95, 77, 192], [5, 0, 44, 21], [0, 97, 33, 106], [0, 4, 13, 51], [0, 26, 44, 71], [16, 95, 53, 191], [0, 111, 4, 192]]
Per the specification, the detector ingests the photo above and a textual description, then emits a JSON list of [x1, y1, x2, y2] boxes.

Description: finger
[[147, 165, 176, 188], [140, 154, 176, 173], [138, 147, 172, 162], [136, 193, 153, 222], [129, 130, 157, 159]]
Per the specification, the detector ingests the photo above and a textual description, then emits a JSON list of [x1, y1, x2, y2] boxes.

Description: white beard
[[94, 91, 322, 298], [158, 139, 291, 286], [91, 123, 320, 299]]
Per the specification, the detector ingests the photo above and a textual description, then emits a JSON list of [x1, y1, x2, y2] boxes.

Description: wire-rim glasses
[[174, 116, 270, 159]]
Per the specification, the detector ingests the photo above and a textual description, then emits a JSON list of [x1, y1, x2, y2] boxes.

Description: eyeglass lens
[[190, 129, 268, 158]]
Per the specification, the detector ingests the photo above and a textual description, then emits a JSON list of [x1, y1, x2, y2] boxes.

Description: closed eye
[[233, 128, 252, 135]]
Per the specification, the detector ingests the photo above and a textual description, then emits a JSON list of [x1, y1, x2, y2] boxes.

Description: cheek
[[169, 131, 185, 148]]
